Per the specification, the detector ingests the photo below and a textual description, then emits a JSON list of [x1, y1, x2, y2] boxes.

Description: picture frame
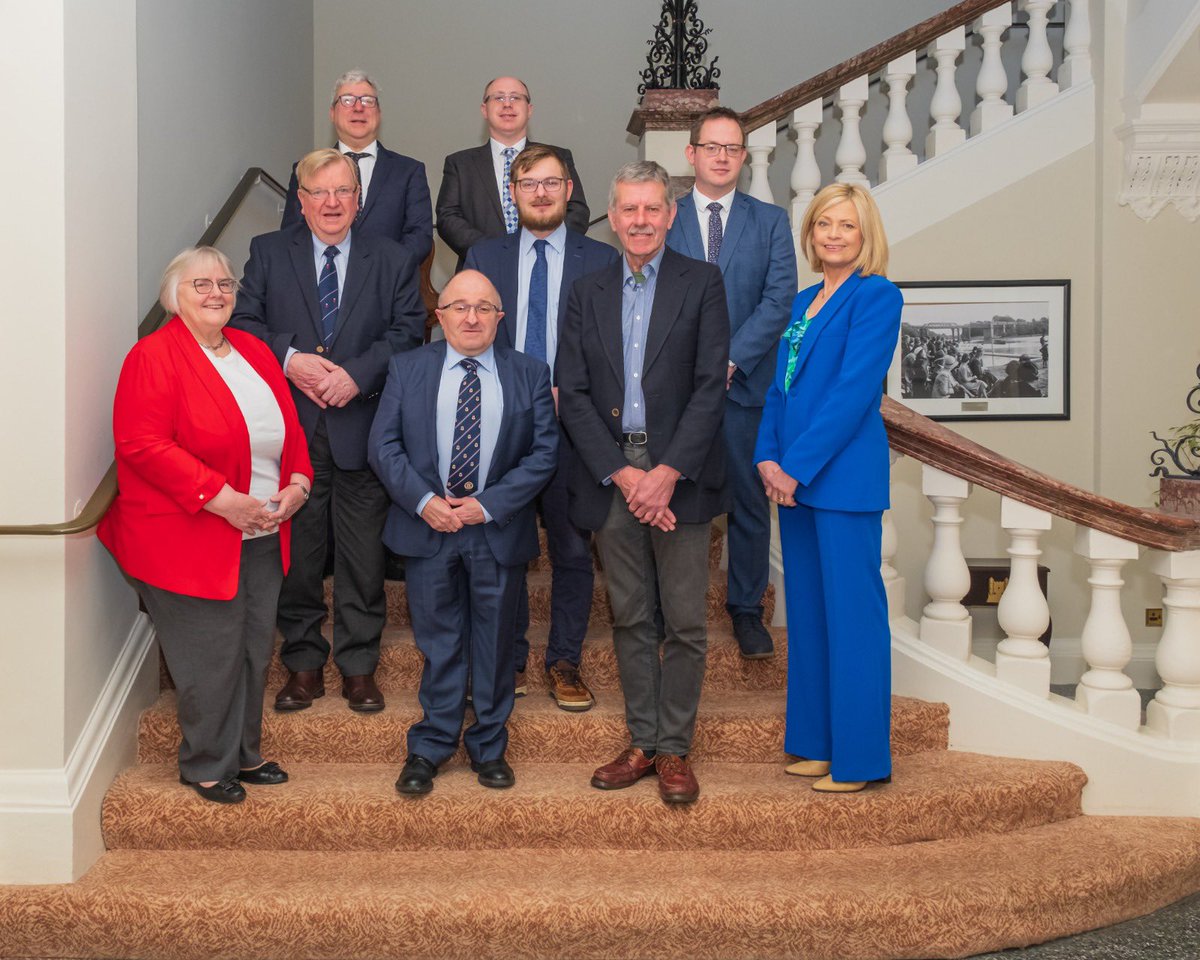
[[887, 280, 1070, 422]]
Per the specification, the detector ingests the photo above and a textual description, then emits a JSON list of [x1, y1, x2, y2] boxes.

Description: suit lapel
[[471, 145, 505, 225], [789, 272, 864, 386], [359, 146, 391, 222], [288, 231, 323, 340], [496, 236, 521, 350], [596, 267, 625, 390], [489, 348, 518, 484], [333, 231, 370, 346], [673, 193, 705, 262], [166, 318, 249, 455], [556, 232, 586, 328], [642, 251, 685, 375], [716, 193, 750, 273]]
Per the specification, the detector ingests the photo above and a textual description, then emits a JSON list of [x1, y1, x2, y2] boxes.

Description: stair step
[[6, 817, 1199, 960], [138, 690, 948, 766], [103, 751, 1085, 853]]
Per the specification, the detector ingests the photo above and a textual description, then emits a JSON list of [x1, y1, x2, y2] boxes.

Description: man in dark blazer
[[231, 149, 426, 714], [667, 107, 797, 660], [557, 161, 730, 805], [464, 144, 619, 712], [436, 76, 590, 265], [281, 69, 433, 267], [369, 269, 558, 795]]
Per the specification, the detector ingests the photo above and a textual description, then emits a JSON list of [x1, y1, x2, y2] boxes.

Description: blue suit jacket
[[281, 144, 434, 267], [667, 190, 797, 408], [368, 341, 558, 567], [753, 272, 902, 511], [229, 223, 426, 471], [462, 229, 620, 361]]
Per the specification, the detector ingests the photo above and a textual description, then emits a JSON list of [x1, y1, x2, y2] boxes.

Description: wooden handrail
[[884, 396, 1200, 552]]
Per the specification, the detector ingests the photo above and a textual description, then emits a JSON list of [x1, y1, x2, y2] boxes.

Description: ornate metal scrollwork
[[1150, 363, 1200, 479], [638, 0, 721, 96]]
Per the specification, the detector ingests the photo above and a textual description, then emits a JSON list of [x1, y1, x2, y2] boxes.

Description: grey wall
[[137, 0, 314, 313]]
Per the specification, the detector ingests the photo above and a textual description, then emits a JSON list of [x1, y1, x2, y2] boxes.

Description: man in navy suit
[[667, 107, 797, 660], [369, 270, 558, 795], [281, 69, 433, 268], [436, 76, 589, 266], [464, 144, 619, 712], [231, 149, 426, 714]]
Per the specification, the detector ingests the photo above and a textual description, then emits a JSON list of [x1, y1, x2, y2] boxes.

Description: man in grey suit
[[231, 149, 426, 715], [667, 106, 798, 660], [557, 161, 730, 805], [436, 76, 590, 265]]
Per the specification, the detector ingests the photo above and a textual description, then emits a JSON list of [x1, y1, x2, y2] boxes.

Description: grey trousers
[[130, 534, 283, 782], [594, 443, 711, 756]]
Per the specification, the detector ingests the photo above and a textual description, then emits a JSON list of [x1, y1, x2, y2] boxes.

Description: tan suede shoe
[[785, 759, 831, 777]]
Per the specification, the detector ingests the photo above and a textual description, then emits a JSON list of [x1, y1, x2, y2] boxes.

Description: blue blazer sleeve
[[728, 204, 797, 379]]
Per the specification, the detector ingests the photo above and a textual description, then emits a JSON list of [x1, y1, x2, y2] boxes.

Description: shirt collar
[[445, 342, 497, 374], [490, 136, 528, 159], [337, 140, 378, 158], [520, 222, 567, 256], [311, 230, 351, 257], [692, 186, 735, 212], [622, 246, 666, 286]]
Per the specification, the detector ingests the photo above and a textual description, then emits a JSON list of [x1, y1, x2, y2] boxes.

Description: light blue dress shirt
[[415, 344, 504, 522], [620, 248, 664, 433], [515, 223, 566, 369]]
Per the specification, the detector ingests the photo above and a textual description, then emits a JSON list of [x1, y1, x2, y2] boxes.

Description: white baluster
[[745, 123, 776, 205], [926, 27, 967, 158], [995, 498, 1052, 697], [919, 465, 973, 660], [881, 451, 905, 621], [1058, 0, 1092, 89], [834, 74, 869, 187], [1074, 527, 1141, 730], [1017, 0, 1059, 112], [1145, 549, 1200, 740], [970, 5, 1014, 136], [880, 52, 917, 182], [789, 99, 823, 237]]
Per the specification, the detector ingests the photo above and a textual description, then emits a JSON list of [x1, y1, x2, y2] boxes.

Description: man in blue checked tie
[[464, 145, 619, 712], [436, 76, 591, 267], [231, 149, 426, 716], [369, 270, 558, 795]]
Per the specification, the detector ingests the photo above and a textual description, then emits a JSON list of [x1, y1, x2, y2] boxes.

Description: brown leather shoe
[[655, 754, 700, 804], [274, 669, 325, 712], [547, 660, 595, 712], [342, 674, 385, 712], [590, 747, 657, 790]]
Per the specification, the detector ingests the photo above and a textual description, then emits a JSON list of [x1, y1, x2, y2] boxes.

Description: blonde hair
[[296, 148, 358, 192], [159, 246, 236, 314], [799, 183, 889, 276]]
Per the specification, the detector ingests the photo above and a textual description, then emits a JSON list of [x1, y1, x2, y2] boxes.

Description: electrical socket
[[1146, 608, 1164, 627]]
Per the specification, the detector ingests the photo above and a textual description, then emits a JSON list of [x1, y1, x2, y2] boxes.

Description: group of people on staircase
[[98, 68, 902, 806]]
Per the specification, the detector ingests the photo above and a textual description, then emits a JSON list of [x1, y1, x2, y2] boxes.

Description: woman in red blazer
[[99, 246, 313, 804]]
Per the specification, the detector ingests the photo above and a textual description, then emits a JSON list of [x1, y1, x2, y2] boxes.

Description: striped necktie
[[318, 245, 339, 345], [447, 358, 482, 497]]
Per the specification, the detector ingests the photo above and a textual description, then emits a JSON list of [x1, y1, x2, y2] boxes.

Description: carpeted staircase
[[3, 537, 1200, 960]]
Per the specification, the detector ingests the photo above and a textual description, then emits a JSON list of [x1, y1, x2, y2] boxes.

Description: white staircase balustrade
[[1074, 527, 1142, 730], [926, 27, 968, 158], [995, 497, 1053, 697], [919, 465, 973, 661], [1058, 0, 1092, 89], [1145, 549, 1200, 741], [789, 100, 823, 236], [834, 75, 870, 186], [745, 123, 777, 205], [971, 5, 1014, 136], [1017, 0, 1060, 112], [880, 52, 918, 183]]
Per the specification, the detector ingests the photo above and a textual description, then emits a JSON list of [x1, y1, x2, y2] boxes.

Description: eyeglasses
[[438, 301, 500, 319], [300, 185, 358, 201], [692, 142, 747, 158], [186, 278, 238, 295], [335, 94, 378, 108], [514, 177, 565, 194], [484, 94, 529, 105]]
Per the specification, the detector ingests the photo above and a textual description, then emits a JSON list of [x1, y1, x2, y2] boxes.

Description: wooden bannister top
[[883, 397, 1200, 553], [738, 0, 1002, 132]]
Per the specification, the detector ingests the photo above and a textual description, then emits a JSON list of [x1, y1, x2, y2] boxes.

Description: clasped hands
[[420, 495, 486, 533], [207, 481, 309, 536], [613, 463, 679, 532], [288, 352, 360, 409], [757, 460, 798, 508]]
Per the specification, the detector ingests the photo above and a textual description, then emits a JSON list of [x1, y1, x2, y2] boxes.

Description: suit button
[[611, 408, 620, 418], [316, 345, 325, 354]]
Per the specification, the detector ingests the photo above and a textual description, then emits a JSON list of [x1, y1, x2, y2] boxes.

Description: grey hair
[[332, 69, 378, 104], [607, 160, 673, 210], [159, 246, 236, 314]]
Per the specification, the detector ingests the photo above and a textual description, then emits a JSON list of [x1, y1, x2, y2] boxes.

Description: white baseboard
[[0, 612, 157, 883]]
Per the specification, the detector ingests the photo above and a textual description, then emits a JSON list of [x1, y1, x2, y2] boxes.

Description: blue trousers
[[724, 399, 771, 617], [779, 503, 891, 782]]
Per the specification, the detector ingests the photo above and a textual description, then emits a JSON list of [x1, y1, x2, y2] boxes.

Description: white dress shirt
[[338, 139, 378, 203], [490, 136, 528, 205], [691, 186, 735, 255]]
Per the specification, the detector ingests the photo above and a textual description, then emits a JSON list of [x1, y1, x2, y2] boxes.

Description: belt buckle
[[625, 431, 648, 446]]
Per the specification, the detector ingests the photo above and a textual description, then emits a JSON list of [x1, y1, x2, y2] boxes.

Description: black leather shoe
[[396, 755, 437, 795], [471, 757, 515, 789], [237, 761, 289, 785], [274, 669, 325, 711], [179, 776, 246, 804], [342, 674, 385, 712], [732, 613, 775, 660]]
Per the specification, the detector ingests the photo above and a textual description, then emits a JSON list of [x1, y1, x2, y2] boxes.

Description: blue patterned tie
[[447, 358, 482, 497], [706, 201, 723, 263], [501, 147, 518, 234], [318, 245, 339, 345], [525, 239, 548, 363]]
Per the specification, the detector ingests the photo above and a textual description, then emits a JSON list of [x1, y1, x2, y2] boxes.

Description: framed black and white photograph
[[887, 280, 1070, 422]]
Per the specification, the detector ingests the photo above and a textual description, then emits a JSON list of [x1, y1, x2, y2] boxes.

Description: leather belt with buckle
[[622, 431, 649, 445]]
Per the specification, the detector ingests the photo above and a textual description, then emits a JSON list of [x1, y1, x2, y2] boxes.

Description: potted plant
[[1150, 362, 1200, 518]]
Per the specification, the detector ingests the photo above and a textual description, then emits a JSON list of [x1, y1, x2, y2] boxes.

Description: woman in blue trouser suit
[[754, 183, 902, 793]]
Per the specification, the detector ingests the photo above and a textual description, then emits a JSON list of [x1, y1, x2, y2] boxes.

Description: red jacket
[[98, 317, 313, 600]]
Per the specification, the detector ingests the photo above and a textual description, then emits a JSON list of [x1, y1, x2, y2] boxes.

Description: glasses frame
[[691, 141, 747, 158], [437, 301, 501, 319], [484, 94, 530, 105], [299, 185, 359, 202], [335, 94, 379, 109], [186, 278, 238, 295], [514, 176, 566, 194]]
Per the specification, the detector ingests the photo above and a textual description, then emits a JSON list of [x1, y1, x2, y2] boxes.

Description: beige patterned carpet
[[3, 542, 1200, 959]]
